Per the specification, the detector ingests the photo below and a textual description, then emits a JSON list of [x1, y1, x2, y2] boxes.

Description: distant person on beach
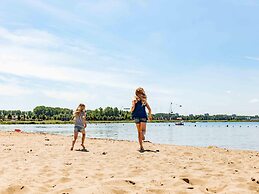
[[71, 103, 87, 151], [131, 87, 152, 152]]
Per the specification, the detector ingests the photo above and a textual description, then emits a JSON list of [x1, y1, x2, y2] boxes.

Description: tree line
[[0, 106, 131, 121], [0, 106, 258, 122]]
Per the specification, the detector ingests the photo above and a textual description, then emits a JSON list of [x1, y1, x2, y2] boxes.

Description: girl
[[131, 87, 152, 152], [71, 103, 87, 151]]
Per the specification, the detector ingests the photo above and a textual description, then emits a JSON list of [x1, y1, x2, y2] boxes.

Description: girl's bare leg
[[141, 122, 147, 140], [136, 123, 144, 151], [71, 131, 78, 150], [81, 130, 86, 149]]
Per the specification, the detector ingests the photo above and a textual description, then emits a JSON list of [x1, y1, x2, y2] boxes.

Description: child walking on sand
[[131, 87, 152, 152], [71, 103, 87, 151]]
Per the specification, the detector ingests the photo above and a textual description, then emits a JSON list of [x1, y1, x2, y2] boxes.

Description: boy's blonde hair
[[135, 87, 147, 105], [74, 103, 86, 117]]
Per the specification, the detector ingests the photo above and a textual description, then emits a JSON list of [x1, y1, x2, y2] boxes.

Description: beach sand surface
[[0, 131, 258, 194]]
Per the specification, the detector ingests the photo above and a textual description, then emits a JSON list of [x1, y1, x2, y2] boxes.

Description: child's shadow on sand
[[75, 149, 89, 152], [139, 149, 160, 153]]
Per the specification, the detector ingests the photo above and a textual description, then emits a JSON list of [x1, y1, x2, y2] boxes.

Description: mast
[[169, 102, 173, 120]]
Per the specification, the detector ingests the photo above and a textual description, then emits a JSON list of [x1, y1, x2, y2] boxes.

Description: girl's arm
[[130, 99, 137, 112], [146, 102, 152, 120]]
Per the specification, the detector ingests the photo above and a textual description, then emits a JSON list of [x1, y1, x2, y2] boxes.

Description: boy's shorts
[[74, 126, 85, 133], [134, 117, 147, 124]]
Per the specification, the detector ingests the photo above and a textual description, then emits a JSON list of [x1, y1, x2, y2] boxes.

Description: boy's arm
[[72, 113, 76, 122], [146, 102, 152, 120], [83, 112, 87, 128]]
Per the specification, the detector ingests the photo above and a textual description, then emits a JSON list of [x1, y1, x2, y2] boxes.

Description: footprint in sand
[[208, 184, 228, 193], [58, 177, 71, 183], [1, 185, 30, 194], [183, 152, 193, 156], [103, 179, 136, 187]]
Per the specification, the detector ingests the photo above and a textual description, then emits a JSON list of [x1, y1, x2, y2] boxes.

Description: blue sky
[[0, 0, 259, 115]]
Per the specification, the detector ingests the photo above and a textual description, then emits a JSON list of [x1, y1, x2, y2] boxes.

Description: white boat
[[175, 121, 184, 125], [175, 117, 184, 125]]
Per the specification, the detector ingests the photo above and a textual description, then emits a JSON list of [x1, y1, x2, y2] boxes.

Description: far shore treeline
[[0, 106, 259, 124]]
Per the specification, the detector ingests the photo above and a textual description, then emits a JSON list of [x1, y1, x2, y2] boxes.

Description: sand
[[0, 131, 258, 194]]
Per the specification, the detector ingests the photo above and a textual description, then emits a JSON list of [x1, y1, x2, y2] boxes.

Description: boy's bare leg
[[81, 131, 86, 149], [71, 131, 78, 150]]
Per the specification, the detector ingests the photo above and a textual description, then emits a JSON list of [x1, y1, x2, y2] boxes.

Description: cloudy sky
[[0, 0, 259, 115]]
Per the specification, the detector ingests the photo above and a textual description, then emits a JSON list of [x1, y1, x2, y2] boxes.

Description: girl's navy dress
[[132, 100, 147, 122]]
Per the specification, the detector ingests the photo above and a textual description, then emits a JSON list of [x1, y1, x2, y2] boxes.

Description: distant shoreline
[[0, 120, 259, 125]]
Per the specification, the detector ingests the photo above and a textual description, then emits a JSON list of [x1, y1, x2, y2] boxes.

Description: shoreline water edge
[[1, 120, 259, 125]]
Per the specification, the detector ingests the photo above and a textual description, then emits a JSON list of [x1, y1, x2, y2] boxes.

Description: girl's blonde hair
[[74, 103, 86, 117], [135, 87, 147, 105]]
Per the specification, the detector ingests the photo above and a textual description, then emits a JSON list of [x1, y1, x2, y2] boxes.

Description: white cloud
[[42, 90, 91, 102], [0, 83, 31, 97], [0, 56, 123, 87], [78, 0, 128, 14], [226, 90, 231, 94], [23, 0, 91, 26], [0, 27, 146, 90], [0, 25, 145, 109], [250, 98, 259, 103], [21, 0, 144, 28], [0, 27, 60, 47], [74, 0, 149, 20], [245, 56, 259, 61]]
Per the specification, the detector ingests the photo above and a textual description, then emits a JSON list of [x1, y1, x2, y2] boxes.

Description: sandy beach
[[0, 131, 258, 194]]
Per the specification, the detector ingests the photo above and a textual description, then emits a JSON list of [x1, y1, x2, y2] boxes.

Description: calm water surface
[[1, 122, 258, 151]]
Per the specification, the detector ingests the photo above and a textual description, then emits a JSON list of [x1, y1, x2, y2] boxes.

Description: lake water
[[0, 122, 258, 151]]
